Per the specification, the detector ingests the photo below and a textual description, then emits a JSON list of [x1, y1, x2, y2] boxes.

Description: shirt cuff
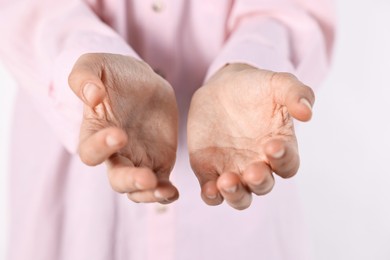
[[205, 17, 294, 82]]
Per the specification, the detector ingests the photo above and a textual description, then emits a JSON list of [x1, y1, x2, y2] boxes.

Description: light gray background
[[1, 1, 390, 259]]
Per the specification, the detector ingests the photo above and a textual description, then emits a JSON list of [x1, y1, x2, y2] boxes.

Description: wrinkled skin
[[187, 63, 314, 210], [69, 54, 314, 209], [68, 53, 179, 203]]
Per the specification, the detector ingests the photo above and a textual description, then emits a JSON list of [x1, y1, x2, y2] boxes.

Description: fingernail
[[206, 193, 217, 200], [252, 176, 265, 186], [134, 182, 144, 190], [106, 135, 120, 147], [83, 83, 98, 104], [272, 148, 285, 159], [154, 190, 165, 200], [224, 185, 237, 193], [300, 98, 312, 111]]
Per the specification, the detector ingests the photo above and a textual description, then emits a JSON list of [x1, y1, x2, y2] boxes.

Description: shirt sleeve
[[0, 1, 140, 153], [205, 0, 336, 87]]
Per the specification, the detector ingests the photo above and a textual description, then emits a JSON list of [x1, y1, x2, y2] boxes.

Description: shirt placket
[[146, 203, 176, 260]]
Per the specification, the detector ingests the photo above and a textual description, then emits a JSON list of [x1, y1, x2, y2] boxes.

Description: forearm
[[206, 0, 335, 87], [0, 1, 139, 153]]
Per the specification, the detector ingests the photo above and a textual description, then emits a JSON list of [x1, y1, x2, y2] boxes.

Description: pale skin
[[68, 53, 314, 210]]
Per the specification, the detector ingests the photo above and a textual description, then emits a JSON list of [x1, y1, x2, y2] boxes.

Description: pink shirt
[[0, 1, 334, 259]]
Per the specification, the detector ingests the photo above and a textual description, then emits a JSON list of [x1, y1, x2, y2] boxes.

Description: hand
[[187, 63, 314, 210], [68, 53, 179, 204]]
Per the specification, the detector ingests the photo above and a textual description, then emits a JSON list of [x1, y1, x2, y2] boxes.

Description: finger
[[264, 139, 300, 179], [200, 180, 224, 206], [78, 127, 127, 166], [189, 152, 220, 201], [217, 172, 252, 210], [242, 162, 275, 195], [68, 53, 106, 107], [189, 152, 220, 182], [127, 181, 179, 204], [106, 155, 158, 193], [271, 72, 315, 122]]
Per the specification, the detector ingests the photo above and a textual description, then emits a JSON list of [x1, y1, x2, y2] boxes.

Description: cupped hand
[[68, 53, 179, 204], [187, 63, 314, 210]]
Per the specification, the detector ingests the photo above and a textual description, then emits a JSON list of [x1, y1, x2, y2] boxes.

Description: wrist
[[206, 62, 258, 85]]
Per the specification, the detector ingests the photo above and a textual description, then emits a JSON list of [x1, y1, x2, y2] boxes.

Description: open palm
[[69, 53, 179, 203], [188, 63, 314, 210]]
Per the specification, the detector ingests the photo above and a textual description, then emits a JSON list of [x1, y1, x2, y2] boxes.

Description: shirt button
[[151, 1, 165, 13], [155, 204, 168, 214]]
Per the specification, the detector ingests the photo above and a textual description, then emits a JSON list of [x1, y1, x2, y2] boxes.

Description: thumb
[[271, 72, 315, 122], [68, 53, 106, 108]]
